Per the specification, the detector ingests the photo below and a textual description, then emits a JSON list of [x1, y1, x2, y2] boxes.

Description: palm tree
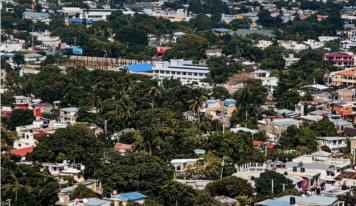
[[188, 88, 208, 128], [235, 87, 250, 121], [118, 96, 135, 123], [147, 84, 161, 109], [13, 52, 25, 69]]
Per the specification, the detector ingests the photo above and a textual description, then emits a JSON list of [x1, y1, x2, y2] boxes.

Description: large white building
[[0, 43, 22, 52], [62, 7, 117, 23], [152, 59, 210, 82]]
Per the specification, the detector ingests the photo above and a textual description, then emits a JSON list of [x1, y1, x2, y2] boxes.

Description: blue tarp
[[194, 149, 206, 155], [2, 54, 14, 58], [123, 63, 153, 72]]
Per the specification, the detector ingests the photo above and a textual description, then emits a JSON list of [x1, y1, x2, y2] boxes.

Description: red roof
[[10, 146, 34, 156], [253, 141, 274, 149], [336, 171, 356, 179], [33, 131, 48, 139], [335, 71, 355, 76], [114, 143, 132, 150], [324, 54, 353, 57]]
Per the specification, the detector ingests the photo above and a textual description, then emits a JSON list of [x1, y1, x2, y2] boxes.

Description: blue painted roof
[[277, 195, 338, 205], [116, 192, 147, 201], [334, 121, 352, 126], [2, 54, 14, 58], [194, 149, 206, 154], [69, 18, 94, 24], [123, 63, 153, 72], [258, 200, 291, 206]]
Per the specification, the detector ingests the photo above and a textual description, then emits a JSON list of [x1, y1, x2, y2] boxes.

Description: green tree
[[188, 88, 209, 128], [13, 51, 25, 68], [255, 170, 294, 197], [1, 157, 60, 206], [1, 91, 15, 106], [308, 118, 335, 136], [27, 124, 105, 168], [160, 180, 196, 206], [212, 86, 230, 99], [147, 82, 162, 109], [70, 184, 96, 200], [8, 109, 35, 129], [275, 188, 302, 197], [1, 126, 19, 152], [96, 151, 171, 197], [205, 177, 253, 198], [279, 125, 317, 151], [177, 33, 209, 45], [276, 90, 301, 110]]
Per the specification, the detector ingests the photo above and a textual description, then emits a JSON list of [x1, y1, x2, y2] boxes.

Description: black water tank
[[77, 163, 81, 170], [284, 171, 288, 175], [298, 162, 303, 168], [342, 184, 347, 190], [106, 192, 111, 198], [290, 197, 296, 205], [301, 167, 305, 172], [293, 166, 297, 172]]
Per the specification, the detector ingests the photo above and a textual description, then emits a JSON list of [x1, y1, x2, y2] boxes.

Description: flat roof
[[300, 84, 328, 90], [171, 159, 203, 164], [123, 63, 153, 72]]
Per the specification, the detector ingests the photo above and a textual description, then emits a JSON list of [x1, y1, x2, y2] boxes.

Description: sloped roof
[[114, 143, 132, 150], [10, 146, 34, 156], [84, 198, 111, 206], [311, 150, 331, 157], [335, 71, 355, 76], [33, 131, 48, 139]]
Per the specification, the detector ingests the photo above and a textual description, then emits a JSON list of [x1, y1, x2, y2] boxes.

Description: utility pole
[[282, 183, 287, 191], [72, 37, 77, 46], [32, 25, 34, 50], [271, 179, 274, 193], [104, 120, 107, 134]]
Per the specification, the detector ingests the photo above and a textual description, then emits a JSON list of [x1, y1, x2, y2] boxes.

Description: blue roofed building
[[123, 63, 153, 73], [104, 192, 147, 205], [224, 99, 236, 107]]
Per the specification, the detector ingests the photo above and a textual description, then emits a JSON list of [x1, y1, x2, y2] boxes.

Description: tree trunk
[[198, 106, 200, 129], [152, 99, 155, 109]]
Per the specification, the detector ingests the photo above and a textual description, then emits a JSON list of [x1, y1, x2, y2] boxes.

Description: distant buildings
[[324, 52, 354, 68]]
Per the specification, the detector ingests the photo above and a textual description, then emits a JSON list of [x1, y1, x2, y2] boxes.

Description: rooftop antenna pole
[[32, 25, 34, 50]]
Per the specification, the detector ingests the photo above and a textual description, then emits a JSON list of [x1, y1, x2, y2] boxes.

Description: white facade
[[62, 7, 117, 22], [60, 107, 79, 124], [284, 54, 300, 67], [317, 137, 347, 152], [303, 39, 324, 49], [37, 36, 61, 47], [0, 43, 22, 52], [13, 130, 38, 149], [279, 41, 309, 52], [318, 36, 340, 42], [254, 40, 273, 50], [152, 59, 209, 82]]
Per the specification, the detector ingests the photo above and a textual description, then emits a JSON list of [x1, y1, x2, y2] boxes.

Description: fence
[[58, 56, 156, 70]]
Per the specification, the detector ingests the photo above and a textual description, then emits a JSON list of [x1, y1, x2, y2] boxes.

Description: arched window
[[177, 165, 181, 171]]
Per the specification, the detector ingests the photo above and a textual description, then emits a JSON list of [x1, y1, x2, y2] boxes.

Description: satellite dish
[[75, 198, 79, 203], [64, 166, 68, 170], [113, 190, 117, 195], [83, 199, 88, 203], [352, 164, 356, 170]]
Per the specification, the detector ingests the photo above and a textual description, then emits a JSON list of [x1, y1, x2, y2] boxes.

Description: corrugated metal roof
[[84, 198, 111, 206], [277, 195, 338, 205], [273, 121, 298, 126]]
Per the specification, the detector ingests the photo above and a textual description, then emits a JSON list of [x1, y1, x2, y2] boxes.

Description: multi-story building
[[332, 70, 356, 86], [303, 39, 324, 49], [13, 130, 48, 149], [326, 101, 356, 123], [170, 159, 204, 173], [324, 52, 354, 68], [37, 36, 61, 47], [284, 53, 300, 67], [152, 59, 210, 82], [62, 7, 118, 24], [317, 136, 347, 152], [60, 107, 79, 124], [292, 151, 350, 171]]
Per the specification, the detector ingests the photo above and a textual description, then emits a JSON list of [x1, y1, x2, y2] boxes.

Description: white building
[[251, 70, 278, 88], [303, 39, 324, 49], [279, 40, 309, 52], [37, 36, 61, 47], [253, 40, 273, 50], [318, 36, 341, 42], [62, 7, 118, 23], [0, 43, 22, 52], [317, 137, 347, 152], [284, 53, 300, 67], [60, 107, 79, 124], [152, 59, 209, 82]]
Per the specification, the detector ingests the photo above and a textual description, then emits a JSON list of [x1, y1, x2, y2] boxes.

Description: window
[[177, 165, 181, 171], [172, 71, 175, 74], [199, 73, 203, 76], [165, 71, 170, 74], [18, 144, 21, 147], [188, 72, 192, 76], [183, 72, 186, 75], [53, 167, 57, 171], [347, 108, 349, 111], [78, 175, 81, 179], [26, 135, 29, 139], [177, 72, 181, 75]]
